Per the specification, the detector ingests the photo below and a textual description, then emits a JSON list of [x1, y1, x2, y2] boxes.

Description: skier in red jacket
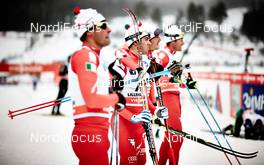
[[69, 8, 125, 165], [155, 25, 185, 165], [109, 23, 168, 165]]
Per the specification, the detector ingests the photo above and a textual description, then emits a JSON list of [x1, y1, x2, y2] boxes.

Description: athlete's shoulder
[[115, 45, 129, 59], [72, 47, 98, 65], [157, 48, 169, 58], [156, 49, 169, 67]]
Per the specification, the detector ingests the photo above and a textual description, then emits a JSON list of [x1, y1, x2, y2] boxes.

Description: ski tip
[[8, 110, 14, 119]]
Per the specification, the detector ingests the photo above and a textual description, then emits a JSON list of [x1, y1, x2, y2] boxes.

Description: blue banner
[[242, 84, 264, 116]]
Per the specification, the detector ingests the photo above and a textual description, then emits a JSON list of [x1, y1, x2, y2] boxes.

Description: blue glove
[[130, 109, 152, 124], [155, 106, 169, 119]]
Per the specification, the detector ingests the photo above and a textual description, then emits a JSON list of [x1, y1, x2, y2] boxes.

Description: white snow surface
[[0, 83, 263, 165]]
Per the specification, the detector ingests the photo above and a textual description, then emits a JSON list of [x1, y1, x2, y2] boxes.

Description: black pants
[[52, 79, 68, 115], [223, 115, 243, 137]]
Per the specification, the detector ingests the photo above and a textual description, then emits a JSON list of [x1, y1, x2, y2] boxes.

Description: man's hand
[[155, 106, 169, 119], [130, 109, 152, 124]]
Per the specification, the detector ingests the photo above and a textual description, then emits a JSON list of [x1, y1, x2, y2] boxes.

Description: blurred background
[[1, 0, 264, 78], [0, 0, 263, 165]]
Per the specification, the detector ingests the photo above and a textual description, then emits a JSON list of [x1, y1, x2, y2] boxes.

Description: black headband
[[125, 32, 142, 41], [164, 33, 180, 38]]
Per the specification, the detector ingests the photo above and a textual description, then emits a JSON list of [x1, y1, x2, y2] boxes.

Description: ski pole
[[244, 48, 254, 73], [187, 71, 241, 165], [195, 87, 241, 165], [10, 96, 71, 114], [123, 7, 159, 165], [109, 111, 115, 165], [179, 32, 200, 63], [110, 108, 119, 165], [149, 57, 176, 165], [185, 86, 233, 165], [155, 85, 176, 165], [8, 97, 71, 119]]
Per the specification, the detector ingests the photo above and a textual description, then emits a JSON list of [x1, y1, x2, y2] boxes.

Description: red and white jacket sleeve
[[71, 51, 119, 109], [157, 51, 169, 68]]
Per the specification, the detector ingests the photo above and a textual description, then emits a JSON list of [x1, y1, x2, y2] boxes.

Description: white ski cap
[[124, 22, 149, 48], [73, 7, 106, 37], [163, 25, 184, 43]]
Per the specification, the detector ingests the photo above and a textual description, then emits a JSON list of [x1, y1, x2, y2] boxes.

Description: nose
[[147, 39, 151, 45], [107, 26, 111, 33]]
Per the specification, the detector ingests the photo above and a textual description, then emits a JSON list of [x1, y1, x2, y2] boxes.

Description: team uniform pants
[[159, 92, 183, 165], [71, 118, 110, 165], [112, 107, 147, 165]]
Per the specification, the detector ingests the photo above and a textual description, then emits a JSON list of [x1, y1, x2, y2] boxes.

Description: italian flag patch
[[85, 62, 96, 72]]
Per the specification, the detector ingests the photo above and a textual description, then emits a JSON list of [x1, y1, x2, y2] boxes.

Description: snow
[[0, 83, 263, 165], [223, 7, 248, 30]]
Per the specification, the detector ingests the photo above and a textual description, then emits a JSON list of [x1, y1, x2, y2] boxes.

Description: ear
[[86, 32, 93, 39]]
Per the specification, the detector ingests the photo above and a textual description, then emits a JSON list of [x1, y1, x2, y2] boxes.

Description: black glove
[[153, 118, 162, 126], [147, 58, 164, 81], [169, 76, 181, 83], [108, 61, 124, 92], [186, 73, 197, 89], [115, 92, 126, 111], [136, 67, 143, 78], [168, 61, 183, 77]]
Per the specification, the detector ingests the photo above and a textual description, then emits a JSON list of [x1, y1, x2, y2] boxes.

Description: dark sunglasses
[[154, 28, 163, 36], [96, 22, 108, 30]]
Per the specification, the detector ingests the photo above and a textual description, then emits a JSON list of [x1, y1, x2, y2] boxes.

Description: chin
[[104, 40, 111, 46]]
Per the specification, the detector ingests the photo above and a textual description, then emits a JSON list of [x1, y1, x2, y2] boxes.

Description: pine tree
[[134, 1, 148, 19], [209, 1, 227, 25]]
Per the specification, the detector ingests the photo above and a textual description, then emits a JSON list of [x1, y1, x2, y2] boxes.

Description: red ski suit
[[155, 46, 184, 165], [111, 47, 156, 165], [69, 44, 119, 165]]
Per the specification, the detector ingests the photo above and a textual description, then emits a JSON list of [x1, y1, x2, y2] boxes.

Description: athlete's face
[[171, 38, 184, 51], [140, 36, 151, 54], [149, 36, 161, 51], [93, 22, 111, 48]]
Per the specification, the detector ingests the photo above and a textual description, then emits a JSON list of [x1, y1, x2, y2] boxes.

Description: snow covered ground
[[0, 83, 263, 165]]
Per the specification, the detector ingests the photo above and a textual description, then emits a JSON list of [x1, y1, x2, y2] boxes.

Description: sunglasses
[[95, 22, 108, 30], [154, 28, 163, 36]]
